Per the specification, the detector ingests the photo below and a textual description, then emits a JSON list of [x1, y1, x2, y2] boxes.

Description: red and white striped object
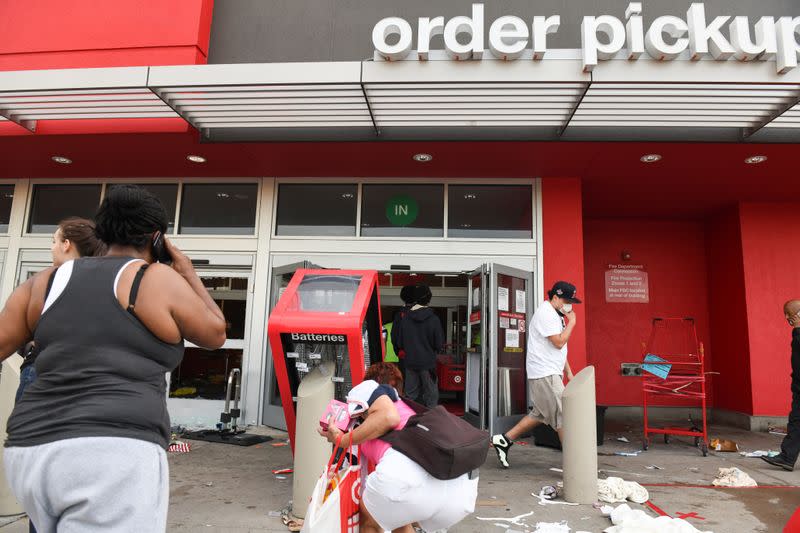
[[168, 441, 191, 453]]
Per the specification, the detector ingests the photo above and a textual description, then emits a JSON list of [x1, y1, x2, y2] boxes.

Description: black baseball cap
[[549, 281, 582, 303]]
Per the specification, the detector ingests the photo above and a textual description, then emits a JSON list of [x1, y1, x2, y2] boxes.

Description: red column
[[707, 207, 754, 414], [541, 178, 587, 371], [739, 202, 800, 416]]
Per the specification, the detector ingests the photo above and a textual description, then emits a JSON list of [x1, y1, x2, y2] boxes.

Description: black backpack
[[379, 398, 489, 480]]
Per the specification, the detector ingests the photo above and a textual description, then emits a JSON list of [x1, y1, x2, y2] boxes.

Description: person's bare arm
[[320, 395, 400, 446], [0, 268, 53, 360], [548, 310, 576, 349], [564, 359, 574, 381], [161, 239, 226, 349]]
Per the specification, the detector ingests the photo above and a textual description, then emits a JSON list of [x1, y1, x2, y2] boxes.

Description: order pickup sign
[[605, 266, 649, 303]]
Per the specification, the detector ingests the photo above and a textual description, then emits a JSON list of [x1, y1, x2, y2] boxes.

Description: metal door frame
[[262, 260, 320, 429], [464, 264, 488, 430]]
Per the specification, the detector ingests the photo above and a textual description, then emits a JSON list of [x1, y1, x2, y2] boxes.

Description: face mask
[[561, 303, 573, 314]]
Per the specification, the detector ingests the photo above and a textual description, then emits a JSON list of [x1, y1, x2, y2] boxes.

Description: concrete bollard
[[0, 356, 23, 515], [562, 365, 598, 504], [292, 363, 335, 519]]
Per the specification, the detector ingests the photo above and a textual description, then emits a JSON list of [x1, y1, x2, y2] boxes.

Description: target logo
[[351, 477, 361, 505], [453, 375, 463, 384]]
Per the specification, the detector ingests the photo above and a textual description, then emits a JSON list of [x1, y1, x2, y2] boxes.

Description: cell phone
[[152, 231, 172, 265]]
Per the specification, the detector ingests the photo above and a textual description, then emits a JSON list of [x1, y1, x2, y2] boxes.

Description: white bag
[[302, 443, 360, 533]]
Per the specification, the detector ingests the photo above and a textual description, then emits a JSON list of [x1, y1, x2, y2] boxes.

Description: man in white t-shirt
[[491, 281, 580, 468]]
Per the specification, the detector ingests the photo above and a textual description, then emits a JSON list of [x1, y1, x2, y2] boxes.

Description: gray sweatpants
[[4, 437, 168, 533]]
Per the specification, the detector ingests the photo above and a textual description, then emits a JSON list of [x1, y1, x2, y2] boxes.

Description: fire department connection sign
[[605, 264, 649, 303]]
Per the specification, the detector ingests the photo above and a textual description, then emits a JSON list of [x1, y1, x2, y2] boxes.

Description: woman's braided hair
[[94, 185, 168, 250]]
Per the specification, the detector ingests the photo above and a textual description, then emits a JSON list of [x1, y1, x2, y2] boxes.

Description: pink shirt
[[359, 399, 416, 465]]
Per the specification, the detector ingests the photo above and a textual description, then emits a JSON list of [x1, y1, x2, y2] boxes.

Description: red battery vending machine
[[267, 270, 383, 447]]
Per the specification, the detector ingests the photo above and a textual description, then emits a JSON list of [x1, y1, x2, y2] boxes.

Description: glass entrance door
[[490, 263, 533, 436], [168, 268, 253, 428], [262, 260, 320, 429], [465, 263, 534, 435]]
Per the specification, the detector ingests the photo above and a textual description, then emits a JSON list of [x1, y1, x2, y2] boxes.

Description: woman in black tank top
[[0, 185, 227, 532]]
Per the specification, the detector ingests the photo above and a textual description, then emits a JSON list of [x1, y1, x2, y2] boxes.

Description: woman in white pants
[[318, 363, 478, 533]]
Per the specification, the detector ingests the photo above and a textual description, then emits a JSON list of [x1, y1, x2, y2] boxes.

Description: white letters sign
[[372, 2, 800, 74]]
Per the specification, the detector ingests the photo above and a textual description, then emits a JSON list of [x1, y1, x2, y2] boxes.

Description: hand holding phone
[[151, 232, 172, 265]]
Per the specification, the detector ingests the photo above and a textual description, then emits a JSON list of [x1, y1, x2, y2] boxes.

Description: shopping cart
[[641, 317, 709, 456]]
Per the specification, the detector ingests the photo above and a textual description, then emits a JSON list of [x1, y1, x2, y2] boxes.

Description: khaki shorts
[[527, 375, 565, 429]]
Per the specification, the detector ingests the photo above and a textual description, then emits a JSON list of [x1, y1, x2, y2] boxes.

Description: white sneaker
[[491, 433, 513, 468]]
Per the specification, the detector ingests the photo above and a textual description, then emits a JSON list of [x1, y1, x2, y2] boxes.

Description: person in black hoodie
[[388, 285, 416, 381], [395, 284, 444, 407]]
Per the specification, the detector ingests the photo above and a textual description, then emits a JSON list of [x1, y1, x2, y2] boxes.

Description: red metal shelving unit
[[641, 317, 709, 456]]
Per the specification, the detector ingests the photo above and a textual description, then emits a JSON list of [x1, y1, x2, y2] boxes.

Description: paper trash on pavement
[[739, 450, 779, 458], [604, 503, 714, 533], [532, 522, 570, 533], [712, 467, 757, 488], [598, 477, 649, 504], [710, 438, 738, 452]]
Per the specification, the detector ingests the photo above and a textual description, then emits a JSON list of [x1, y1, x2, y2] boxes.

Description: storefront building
[[0, 1, 799, 431]]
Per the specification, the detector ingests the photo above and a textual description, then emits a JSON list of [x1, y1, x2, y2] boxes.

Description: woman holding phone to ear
[[1, 185, 227, 532]]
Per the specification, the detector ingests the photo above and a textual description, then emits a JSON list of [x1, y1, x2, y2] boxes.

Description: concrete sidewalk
[[1, 422, 797, 532]]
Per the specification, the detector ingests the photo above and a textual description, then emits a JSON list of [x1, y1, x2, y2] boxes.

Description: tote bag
[[302, 439, 361, 533]]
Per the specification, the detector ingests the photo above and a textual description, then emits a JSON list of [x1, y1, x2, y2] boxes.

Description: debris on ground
[[603, 503, 714, 533], [280, 509, 303, 532], [711, 467, 757, 488], [739, 450, 779, 458], [550, 467, 563, 473], [476, 511, 535, 527], [272, 468, 293, 475], [645, 465, 663, 470], [271, 441, 290, 447], [689, 467, 700, 473], [768, 425, 788, 436], [709, 438, 739, 452], [614, 451, 642, 457], [532, 488, 579, 506], [540, 485, 558, 500], [168, 440, 191, 453], [597, 477, 650, 504], [531, 521, 571, 532], [617, 436, 630, 443]]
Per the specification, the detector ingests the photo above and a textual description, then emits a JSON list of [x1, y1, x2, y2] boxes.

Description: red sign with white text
[[605, 267, 649, 303]]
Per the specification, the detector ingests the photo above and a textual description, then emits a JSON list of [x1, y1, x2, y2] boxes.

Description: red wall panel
[[707, 208, 753, 414], [0, 0, 213, 135], [541, 178, 587, 371], [740, 202, 800, 416], [0, 0, 213, 70], [584, 219, 712, 406]]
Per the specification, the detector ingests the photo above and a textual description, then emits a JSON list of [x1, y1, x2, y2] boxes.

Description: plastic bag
[[302, 440, 360, 533]]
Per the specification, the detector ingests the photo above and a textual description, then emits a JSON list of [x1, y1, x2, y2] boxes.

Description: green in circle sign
[[385, 195, 419, 227]]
